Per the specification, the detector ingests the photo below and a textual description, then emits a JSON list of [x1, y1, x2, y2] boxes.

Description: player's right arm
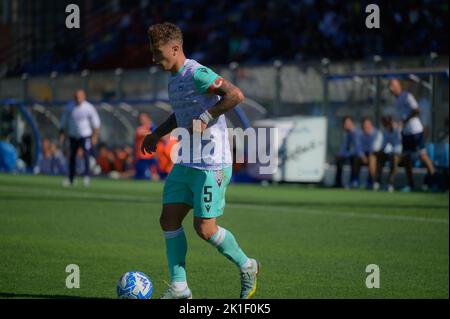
[[141, 113, 177, 155]]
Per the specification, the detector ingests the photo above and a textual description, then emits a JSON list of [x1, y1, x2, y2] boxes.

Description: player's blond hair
[[147, 22, 183, 46]]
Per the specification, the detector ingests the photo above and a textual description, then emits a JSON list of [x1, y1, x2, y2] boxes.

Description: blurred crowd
[[141, 0, 448, 64], [6, 0, 448, 76]]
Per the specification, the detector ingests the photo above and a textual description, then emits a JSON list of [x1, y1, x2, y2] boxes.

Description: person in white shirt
[[60, 89, 101, 187], [389, 79, 436, 191]]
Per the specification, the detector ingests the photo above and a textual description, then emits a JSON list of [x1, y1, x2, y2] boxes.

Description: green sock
[[208, 226, 249, 269], [164, 227, 187, 282]]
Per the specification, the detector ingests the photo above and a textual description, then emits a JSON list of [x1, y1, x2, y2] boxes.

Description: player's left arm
[[205, 78, 245, 119], [89, 105, 101, 145], [193, 67, 244, 127]]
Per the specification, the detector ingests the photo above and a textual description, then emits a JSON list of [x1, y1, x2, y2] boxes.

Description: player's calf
[[193, 217, 218, 241], [198, 220, 259, 299]]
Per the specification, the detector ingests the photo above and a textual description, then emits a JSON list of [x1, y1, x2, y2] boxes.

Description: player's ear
[[172, 44, 179, 56]]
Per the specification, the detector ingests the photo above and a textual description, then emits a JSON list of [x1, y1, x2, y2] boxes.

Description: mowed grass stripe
[[0, 184, 447, 224]]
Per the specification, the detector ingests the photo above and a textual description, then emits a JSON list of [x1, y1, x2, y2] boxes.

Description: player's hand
[[141, 133, 160, 155]]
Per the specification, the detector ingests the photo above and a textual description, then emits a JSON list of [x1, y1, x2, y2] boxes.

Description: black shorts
[[402, 132, 426, 154]]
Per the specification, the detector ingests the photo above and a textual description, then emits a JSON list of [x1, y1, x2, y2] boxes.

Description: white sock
[[240, 258, 252, 272], [171, 281, 188, 292]]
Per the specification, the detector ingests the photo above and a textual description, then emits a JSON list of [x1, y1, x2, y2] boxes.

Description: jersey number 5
[[203, 186, 212, 203]]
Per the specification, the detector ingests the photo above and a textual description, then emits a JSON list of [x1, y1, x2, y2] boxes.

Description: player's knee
[[159, 213, 178, 231], [159, 214, 168, 230], [193, 221, 215, 241]]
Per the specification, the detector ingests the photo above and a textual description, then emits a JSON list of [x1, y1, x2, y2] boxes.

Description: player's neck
[[170, 56, 186, 75]]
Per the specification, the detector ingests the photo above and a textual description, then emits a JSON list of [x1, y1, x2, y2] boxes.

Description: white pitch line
[[0, 185, 447, 224]]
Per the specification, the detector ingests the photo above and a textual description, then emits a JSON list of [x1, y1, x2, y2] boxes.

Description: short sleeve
[[193, 67, 222, 93], [406, 93, 419, 110], [88, 104, 101, 129]]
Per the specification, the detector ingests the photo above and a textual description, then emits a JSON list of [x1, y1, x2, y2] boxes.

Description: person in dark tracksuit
[[60, 89, 101, 187]]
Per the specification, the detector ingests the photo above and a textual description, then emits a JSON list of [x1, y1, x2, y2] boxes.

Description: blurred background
[[0, 0, 448, 189]]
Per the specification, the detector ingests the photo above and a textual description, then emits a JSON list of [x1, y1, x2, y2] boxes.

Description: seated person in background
[[134, 111, 159, 180], [119, 144, 136, 179], [36, 138, 66, 175], [36, 138, 55, 175], [50, 142, 67, 175], [358, 117, 383, 190], [96, 143, 115, 175], [113, 146, 127, 173], [375, 116, 402, 192], [334, 116, 364, 188]]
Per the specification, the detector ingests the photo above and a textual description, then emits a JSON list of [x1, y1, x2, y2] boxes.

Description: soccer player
[[334, 116, 364, 188], [60, 89, 100, 187], [389, 79, 436, 191], [375, 116, 402, 192], [141, 23, 259, 299]]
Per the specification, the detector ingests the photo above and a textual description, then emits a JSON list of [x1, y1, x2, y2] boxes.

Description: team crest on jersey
[[215, 170, 223, 187]]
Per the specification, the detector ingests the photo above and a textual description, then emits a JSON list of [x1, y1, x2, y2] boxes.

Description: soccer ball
[[117, 271, 153, 299]]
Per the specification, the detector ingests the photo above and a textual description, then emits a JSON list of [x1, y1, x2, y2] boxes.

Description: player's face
[[150, 41, 177, 71]]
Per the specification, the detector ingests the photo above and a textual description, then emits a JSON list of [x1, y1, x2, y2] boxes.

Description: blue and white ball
[[117, 271, 153, 299]]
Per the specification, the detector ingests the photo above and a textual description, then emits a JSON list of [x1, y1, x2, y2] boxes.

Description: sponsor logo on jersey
[[215, 170, 223, 187]]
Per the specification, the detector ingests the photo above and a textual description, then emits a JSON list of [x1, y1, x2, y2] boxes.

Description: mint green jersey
[[168, 58, 232, 170]]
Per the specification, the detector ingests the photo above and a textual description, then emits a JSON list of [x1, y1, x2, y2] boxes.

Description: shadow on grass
[[0, 292, 105, 299]]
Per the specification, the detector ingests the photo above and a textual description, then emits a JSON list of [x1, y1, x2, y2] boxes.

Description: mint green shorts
[[162, 164, 232, 218]]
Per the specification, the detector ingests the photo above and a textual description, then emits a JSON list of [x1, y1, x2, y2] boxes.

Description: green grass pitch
[[0, 173, 448, 299]]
